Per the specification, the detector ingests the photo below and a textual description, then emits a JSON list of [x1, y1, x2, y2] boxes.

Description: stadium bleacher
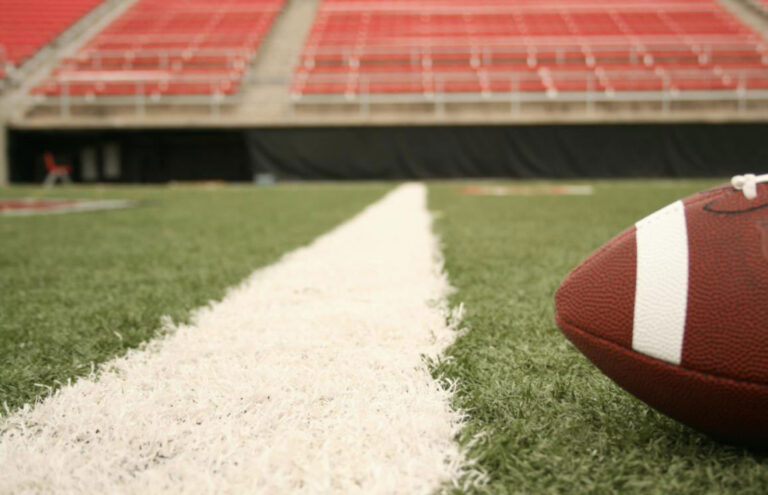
[[0, 0, 104, 67], [292, 0, 768, 99], [0, 0, 104, 88], [32, 0, 285, 98]]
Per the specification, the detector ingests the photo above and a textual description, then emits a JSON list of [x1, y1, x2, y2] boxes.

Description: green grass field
[[430, 180, 768, 494], [3, 180, 768, 493], [0, 184, 390, 411]]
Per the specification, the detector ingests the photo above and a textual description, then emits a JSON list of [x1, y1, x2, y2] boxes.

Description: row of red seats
[[303, 44, 768, 67], [293, 0, 768, 96], [316, 0, 722, 11], [309, 13, 746, 39], [303, 16, 756, 58], [32, 0, 284, 97], [0, 0, 104, 67]]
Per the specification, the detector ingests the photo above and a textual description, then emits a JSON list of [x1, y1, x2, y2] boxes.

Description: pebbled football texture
[[555, 183, 768, 446]]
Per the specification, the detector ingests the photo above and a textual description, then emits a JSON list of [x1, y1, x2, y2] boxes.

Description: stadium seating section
[[293, 0, 768, 97], [32, 0, 284, 97], [0, 0, 103, 79]]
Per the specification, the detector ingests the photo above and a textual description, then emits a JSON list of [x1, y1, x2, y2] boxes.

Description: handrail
[[67, 48, 254, 59]]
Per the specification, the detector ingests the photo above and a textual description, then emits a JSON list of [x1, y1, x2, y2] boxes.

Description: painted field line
[[0, 198, 137, 216], [461, 184, 594, 196], [0, 184, 480, 494]]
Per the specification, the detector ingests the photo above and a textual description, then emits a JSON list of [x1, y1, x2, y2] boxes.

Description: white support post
[[360, 76, 370, 117], [738, 72, 747, 114], [738, 87, 747, 115], [60, 82, 71, 118], [435, 75, 445, 117], [587, 74, 595, 114], [212, 92, 222, 117], [288, 93, 297, 117], [136, 82, 146, 116], [510, 76, 520, 115]]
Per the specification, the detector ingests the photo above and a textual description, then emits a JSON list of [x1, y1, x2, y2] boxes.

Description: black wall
[[10, 124, 768, 182], [9, 129, 252, 183]]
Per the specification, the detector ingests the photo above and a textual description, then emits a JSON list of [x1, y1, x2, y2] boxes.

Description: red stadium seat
[[292, 0, 768, 97], [31, 0, 284, 97], [0, 0, 104, 69]]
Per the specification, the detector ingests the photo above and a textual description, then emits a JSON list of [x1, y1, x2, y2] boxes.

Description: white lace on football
[[731, 173, 768, 200]]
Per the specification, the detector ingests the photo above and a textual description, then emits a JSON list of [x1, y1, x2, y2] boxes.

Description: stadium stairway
[[739, 0, 768, 22], [234, 0, 323, 118], [723, 0, 768, 35]]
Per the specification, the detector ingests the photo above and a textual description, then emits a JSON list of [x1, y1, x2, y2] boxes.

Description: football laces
[[731, 173, 768, 200]]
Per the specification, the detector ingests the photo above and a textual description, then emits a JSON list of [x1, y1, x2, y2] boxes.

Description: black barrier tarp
[[9, 129, 252, 183], [245, 124, 768, 179], [10, 124, 768, 182]]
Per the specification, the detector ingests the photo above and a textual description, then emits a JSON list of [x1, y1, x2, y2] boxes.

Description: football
[[555, 174, 768, 446]]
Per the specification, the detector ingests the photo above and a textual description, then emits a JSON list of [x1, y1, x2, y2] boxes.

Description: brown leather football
[[555, 174, 768, 446]]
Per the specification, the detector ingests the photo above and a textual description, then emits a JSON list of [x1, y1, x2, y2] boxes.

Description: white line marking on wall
[[0, 183, 476, 494]]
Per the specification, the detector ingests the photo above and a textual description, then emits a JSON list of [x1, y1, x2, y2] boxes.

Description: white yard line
[[0, 184, 479, 494], [1, 199, 136, 216]]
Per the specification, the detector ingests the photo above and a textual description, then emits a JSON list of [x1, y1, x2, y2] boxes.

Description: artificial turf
[[0, 184, 389, 412], [429, 180, 768, 494], [4, 180, 768, 493]]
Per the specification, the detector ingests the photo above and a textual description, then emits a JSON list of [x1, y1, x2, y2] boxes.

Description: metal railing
[[31, 80, 239, 117], [22, 68, 768, 119], [298, 41, 768, 68], [317, 1, 747, 15], [59, 48, 253, 70], [290, 70, 768, 116]]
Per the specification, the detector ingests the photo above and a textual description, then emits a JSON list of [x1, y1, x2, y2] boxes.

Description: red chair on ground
[[43, 152, 73, 187]]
